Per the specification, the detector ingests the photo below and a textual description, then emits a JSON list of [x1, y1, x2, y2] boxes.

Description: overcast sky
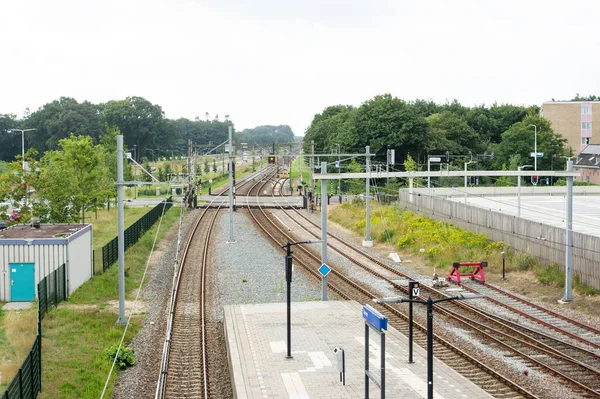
[[1, 0, 599, 136]]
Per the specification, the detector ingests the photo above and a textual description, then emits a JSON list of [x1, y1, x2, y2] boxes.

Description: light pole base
[[407, 360, 415, 364], [362, 240, 373, 247], [286, 356, 294, 360], [226, 240, 236, 244], [558, 298, 573, 304]]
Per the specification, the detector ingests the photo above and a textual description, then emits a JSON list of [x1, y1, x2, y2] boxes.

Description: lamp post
[[529, 124, 538, 172], [7, 128, 37, 174], [281, 240, 321, 359], [501, 251, 506, 280], [335, 144, 341, 194], [373, 292, 483, 399], [464, 152, 473, 205], [517, 165, 532, 218]]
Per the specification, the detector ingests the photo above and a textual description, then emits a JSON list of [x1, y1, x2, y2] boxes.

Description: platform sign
[[529, 152, 544, 157], [318, 264, 331, 277], [362, 304, 388, 331], [335, 161, 339, 168], [412, 286, 420, 298]]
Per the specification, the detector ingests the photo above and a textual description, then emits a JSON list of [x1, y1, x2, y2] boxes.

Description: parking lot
[[452, 195, 600, 238]]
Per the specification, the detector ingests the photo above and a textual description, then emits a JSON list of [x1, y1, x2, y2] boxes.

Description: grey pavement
[[2, 301, 33, 310], [450, 195, 600, 237], [224, 300, 492, 399]]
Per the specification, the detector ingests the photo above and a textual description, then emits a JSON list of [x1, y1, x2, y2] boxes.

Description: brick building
[[541, 101, 600, 154]]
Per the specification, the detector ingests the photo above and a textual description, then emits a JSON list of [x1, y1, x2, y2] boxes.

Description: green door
[[10, 263, 35, 301]]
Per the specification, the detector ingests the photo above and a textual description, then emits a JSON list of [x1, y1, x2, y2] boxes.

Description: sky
[[1, 0, 599, 137]]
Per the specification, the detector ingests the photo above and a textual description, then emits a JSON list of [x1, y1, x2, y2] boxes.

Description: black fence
[[101, 197, 173, 272], [2, 264, 67, 399]]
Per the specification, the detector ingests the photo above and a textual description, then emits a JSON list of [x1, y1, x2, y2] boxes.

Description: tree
[[0, 149, 43, 223], [204, 160, 210, 174], [24, 97, 105, 154], [496, 114, 568, 171], [426, 112, 483, 155], [0, 114, 22, 161], [38, 135, 111, 223], [103, 96, 171, 161], [353, 94, 428, 165]]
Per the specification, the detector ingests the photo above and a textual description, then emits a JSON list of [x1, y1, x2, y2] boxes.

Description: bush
[[535, 264, 563, 286], [513, 252, 537, 271], [105, 345, 136, 369]]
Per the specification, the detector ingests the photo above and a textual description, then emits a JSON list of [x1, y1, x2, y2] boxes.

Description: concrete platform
[[224, 300, 493, 398]]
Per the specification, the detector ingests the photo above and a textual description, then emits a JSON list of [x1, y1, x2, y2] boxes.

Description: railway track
[[154, 169, 278, 398], [244, 181, 537, 398], [271, 193, 600, 397]]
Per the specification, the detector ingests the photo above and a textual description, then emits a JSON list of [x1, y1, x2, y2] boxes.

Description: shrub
[[379, 229, 395, 242], [535, 264, 563, 286], [105, 345, 136, 369], [514, 252, 537, 271]]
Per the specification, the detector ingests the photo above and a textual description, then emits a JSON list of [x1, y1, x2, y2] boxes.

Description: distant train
[[279, 169, 289, 179]]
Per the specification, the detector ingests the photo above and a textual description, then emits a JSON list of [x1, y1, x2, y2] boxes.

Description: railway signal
[[268, 155, 276, 164]]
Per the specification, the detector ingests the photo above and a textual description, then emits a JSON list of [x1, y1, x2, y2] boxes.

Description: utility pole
[[228, 126, 235, 243], [116, 136, 126, 325], [321, 161, 328, 301], [187, 139, 192, 187], [310, 140, 315, 199], [562, 158, 574, 302], [363, 146, 373, 247]]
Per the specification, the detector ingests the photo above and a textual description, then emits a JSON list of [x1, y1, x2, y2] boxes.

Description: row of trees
[[0, 127, 131, 224], [0, 96, 241, 162], [303, 94, 570, 173]]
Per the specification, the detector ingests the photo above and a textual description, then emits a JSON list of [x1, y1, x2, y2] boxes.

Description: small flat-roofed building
[[574, 144, 600, 184], [0, 224, 92, 302]]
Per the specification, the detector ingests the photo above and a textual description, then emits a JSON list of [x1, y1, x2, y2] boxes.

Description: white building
[[0, 224, 93, 302]]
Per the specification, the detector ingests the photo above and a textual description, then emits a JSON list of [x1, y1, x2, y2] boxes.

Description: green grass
[[39, 308, 140, 399], [72, 207, 180, 304], [88, 206, 153, 251], [37, 207, 181, 398], [330, 202, 599, 295]]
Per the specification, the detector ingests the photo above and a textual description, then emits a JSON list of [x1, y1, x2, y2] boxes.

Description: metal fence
[[101, 197, 173, 272], [2, 264, 67, 399]]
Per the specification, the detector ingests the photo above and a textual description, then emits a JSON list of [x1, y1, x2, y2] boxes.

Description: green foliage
[[236, 125, 294, 144], [105, 345, 136, 370], [513, 252, 537, 271], [38, 135, 111, 223], [535, 264, 563, 286]]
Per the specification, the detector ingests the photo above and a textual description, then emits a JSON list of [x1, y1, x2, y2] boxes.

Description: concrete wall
[[399, 189, 600, 291], [409, 186, 600, 198]]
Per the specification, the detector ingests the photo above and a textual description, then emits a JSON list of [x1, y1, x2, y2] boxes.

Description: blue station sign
[[362, 304, 388, 331]]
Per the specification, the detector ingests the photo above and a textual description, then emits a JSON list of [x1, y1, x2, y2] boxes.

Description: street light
[[517, 165, 533, 218], [373, 292, 484, 399], [7, 128, 37, 173], [335, 144, 341, 194], [529, 124, 538, 172]]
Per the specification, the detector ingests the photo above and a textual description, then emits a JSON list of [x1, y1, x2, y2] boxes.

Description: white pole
[[363, 146, 373, 247], [321, 161, 328, 301], [228, 126, 234, 243], [534, 125, 537, 172], [116, 135, 127, 324], [562, 159, 574, 302], [427, 157, 431, 188], [517, 167, 521, 218]]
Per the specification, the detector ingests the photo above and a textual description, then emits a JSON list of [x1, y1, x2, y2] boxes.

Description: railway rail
[[244, 179, 537, 398]]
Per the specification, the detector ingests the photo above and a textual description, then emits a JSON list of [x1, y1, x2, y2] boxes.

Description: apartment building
[[541, 101, 600, 153]]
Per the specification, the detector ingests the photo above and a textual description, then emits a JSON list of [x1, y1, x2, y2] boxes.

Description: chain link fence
[[2, 264, 67, 399]]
